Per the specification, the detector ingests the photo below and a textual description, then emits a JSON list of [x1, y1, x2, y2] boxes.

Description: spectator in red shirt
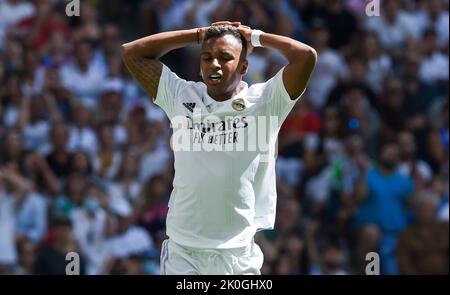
[[16, 0, 71, 53], [279, 97, 322, 156]]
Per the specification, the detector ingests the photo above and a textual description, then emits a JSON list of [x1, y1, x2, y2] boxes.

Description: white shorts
[[160, 239, 264, 275]]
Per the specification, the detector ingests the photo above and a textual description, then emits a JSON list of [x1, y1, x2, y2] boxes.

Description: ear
[[240, 59, 248, 75]]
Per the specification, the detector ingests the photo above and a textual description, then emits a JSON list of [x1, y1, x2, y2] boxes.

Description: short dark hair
[[204, 25, 247, 57]]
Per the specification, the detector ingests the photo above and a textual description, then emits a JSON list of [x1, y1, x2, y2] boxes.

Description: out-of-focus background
[[0, 0, 448, 275]]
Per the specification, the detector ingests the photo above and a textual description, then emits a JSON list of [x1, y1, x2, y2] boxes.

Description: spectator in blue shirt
[[353, 143, 414, 274]]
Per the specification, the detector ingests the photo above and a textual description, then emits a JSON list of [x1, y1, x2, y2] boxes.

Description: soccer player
[[121, 21, 317, 275]]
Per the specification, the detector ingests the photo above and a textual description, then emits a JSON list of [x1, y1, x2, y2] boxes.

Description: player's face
[[200, 35, 248, 101]]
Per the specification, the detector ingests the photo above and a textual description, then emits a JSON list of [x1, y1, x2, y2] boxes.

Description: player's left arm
[[213, 22, 317, 100], [259, 32, 317, 100]]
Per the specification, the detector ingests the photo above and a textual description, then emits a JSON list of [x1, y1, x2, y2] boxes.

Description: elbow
[[289, 44, 318, 66], [121, 43, 131, 60], [305, 46, 318, 66], [121, 43, 138, 62]]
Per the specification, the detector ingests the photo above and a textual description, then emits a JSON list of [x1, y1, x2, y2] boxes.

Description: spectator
[[70, 183, 112, 275], [321, 105, 345, 162], [15, 189, 48, 243], [427, 100, 448, 173], [365, 0, 414, 56], [59, 40, 107, 107], [362, 33, 394, 94], [306, 220, 348, 275], [418, 28, 449, 86], [424, 0, 449, 48], [15, 0, 70, 52], [322, 0, 357, 51], [93, 123, 122, 180], [305, 17, 346, 109], [15, 238, 37, 275], [397, 130, 433, 189], [54, 172, 88, 217], [45, 122, 71, 179], [67, 101, 99, 156], [354, 143, 414, 274], [397, 190, 449, 274], [138, 174, 169, 240], [0, 0, 35, 29], [340, 85, 380, 156], [106, 153, 142, 207], [278, 97, 321, 157], [103, 199, 155, 259], [33, 216, 86, 275]]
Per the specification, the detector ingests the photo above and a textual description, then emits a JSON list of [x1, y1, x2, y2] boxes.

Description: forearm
[[121, 28, 200, 59], [260, 33, 316, 65], [258, 31, 317, 98]]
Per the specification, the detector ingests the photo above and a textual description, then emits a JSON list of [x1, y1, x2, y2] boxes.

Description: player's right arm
[[121, 28, 206, 98]]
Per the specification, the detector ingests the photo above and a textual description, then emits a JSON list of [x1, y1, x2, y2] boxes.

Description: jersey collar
[[202, 81, 249, 107]]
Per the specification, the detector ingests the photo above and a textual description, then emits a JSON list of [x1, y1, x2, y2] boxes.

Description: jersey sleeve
[[260, 66, 305, 123], [154, 64, 188, 119]]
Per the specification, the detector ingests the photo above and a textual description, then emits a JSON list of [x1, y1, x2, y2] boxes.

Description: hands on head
[[199, 21, 254, 55]]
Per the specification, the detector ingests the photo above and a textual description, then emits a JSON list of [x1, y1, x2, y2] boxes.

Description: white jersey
[[155, 64, 302, 249]]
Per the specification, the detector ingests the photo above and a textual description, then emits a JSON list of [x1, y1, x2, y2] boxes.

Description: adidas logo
[[183, 102, 196, 112]]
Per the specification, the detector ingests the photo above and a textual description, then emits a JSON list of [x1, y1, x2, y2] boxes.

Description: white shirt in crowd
[[70, 208, 109, 275], [154, 64, 302, 249], [437, 200, 449, 222], [59, 60, 107, 108], [22, 120, 51, 155], [419, 52, 449, 84], [0, 0, 35, 50], [107, 181, 142, 205], [366, 13, 414, 51], [367, 54, 393, 94], [398, 161, 433, 183], [93, 151, 122, 180], [104, 226, 154, 259], [15, 192, 48, 243], [0, 0, 35, 27], [68, 126, 99, 156], [0, 191, 17, 265], [306, 49, 346, 109]]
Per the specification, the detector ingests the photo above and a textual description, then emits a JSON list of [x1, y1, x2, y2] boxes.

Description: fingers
[[211, 21, 241, 27]]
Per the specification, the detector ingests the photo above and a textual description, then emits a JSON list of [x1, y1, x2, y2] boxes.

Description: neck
[[208, 83, 243, 102]]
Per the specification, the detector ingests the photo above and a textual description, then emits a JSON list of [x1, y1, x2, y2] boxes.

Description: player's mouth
[[208, 73, 222, 86]]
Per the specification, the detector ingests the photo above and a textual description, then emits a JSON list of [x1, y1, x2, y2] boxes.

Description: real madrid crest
[[232, 98, 246, 111]]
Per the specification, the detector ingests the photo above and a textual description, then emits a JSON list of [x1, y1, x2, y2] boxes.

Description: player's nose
[[211, 58, 220, 69]]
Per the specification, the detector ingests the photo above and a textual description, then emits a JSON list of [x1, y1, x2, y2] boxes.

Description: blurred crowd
[[0, 0, 448, 275]]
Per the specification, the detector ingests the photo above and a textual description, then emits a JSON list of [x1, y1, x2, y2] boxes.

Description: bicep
[[282, 50, 317, 100], [122, 55, 163, 99]]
